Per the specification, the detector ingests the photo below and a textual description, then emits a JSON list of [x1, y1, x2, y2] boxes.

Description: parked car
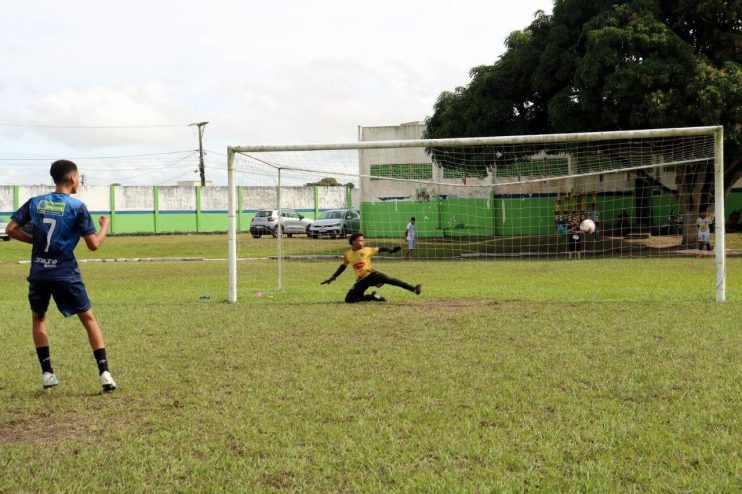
[[249, 208, 313, 238], [0, 220, 9, 241], [308, 209, 361, 238]]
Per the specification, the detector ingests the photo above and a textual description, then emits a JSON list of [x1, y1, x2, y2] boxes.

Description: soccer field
[[1, 235, 741, 492]]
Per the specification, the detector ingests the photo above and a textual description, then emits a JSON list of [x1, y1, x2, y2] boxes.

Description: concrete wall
[[0, 185, 358, 234], [357, 122, 571, 201]]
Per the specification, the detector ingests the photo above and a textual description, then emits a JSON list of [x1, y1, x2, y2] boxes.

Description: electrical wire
[[0, 150, 196, 161], [0, 123, 189, 129]]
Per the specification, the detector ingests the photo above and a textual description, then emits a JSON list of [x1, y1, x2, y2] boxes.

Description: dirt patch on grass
[[417, 298, 500, 308], [622, 235, 682, 248], [0, 407, 114, 446]]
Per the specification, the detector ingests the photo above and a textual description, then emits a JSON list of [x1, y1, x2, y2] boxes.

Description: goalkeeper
[[321, 233, 422, 303]]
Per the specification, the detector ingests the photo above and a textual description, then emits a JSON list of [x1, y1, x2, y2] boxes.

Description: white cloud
[[20, 82, 195, 149], [0, 0, 554, 185]]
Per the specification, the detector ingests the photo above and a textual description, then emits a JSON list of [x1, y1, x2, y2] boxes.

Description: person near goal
[[5, 160, 117, 392], [566, 216, 584, 260], [696, 210, 713, 251], [404, 216, 417, 260], [321, 232, 422, 303]]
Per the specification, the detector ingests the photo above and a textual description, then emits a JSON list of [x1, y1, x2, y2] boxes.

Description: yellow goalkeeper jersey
[[343, 246, 379, 280]]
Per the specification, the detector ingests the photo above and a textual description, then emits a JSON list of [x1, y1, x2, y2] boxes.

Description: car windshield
[[319, 211, 343, 220]]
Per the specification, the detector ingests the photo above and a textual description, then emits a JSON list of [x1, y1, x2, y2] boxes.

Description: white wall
[[0, 185, 357, 216], [358, 121, 495, 201], [117, 186, 154, 211]]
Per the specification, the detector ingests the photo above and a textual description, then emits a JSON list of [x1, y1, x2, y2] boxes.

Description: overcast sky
[[0, 0, 553, 186]]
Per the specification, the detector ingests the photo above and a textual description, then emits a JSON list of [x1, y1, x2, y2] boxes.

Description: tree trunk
[[675, 162, 714, 246]]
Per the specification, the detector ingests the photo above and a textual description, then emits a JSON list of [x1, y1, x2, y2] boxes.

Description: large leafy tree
[[424, 0, 741, 243]]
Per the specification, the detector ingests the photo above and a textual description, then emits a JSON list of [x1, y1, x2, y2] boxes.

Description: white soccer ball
[[580, 219, 596, 234]]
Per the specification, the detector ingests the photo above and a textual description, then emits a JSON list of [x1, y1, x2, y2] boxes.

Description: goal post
[[714, 126, 725, 302], [227, 126, 725, 303]]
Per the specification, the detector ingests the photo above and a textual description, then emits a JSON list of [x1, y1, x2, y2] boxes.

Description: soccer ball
[[580, 219, 596, 234]]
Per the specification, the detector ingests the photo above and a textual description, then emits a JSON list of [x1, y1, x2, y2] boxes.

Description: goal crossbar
[[229, 126, 720, 153]]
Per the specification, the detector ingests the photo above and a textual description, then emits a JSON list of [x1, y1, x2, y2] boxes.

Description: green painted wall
[[95, 212, 264, 234], [494, 196, 550, 236], [596, 195, 636, 229], [361, 195, 638, 238], [441, 197, 494, 237], [361, 194, 648, 238], [114, 214, 155, 233], [199, 213, 229, 232], [361, 200, 441, 238], [726, 189, 742, 216]]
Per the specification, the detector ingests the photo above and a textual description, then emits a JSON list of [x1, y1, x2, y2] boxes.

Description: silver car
[[308, 209, 361, 238], [249, 208, 313, 238]]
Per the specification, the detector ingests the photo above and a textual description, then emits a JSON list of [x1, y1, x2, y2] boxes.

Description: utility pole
[[190, 121, 209, 186]]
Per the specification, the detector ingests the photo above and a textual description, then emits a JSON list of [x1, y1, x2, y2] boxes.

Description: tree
[[424, 0, 741, 244], [305, 177, 340, 186]]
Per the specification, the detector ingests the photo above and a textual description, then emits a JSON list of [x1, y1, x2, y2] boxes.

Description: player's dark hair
[[349, 232, 363, 245], [50, 160, 78, 184], [411, 217, 416, 221]]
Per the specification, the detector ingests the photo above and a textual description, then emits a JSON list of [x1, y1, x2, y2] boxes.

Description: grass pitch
[[0, 234, 740, 492]]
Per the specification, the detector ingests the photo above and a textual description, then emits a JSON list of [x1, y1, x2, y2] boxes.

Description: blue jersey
[[11, 193, 97, 281]]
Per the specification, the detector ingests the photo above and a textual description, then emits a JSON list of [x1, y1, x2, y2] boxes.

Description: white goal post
[[227, 126, 725, 303]]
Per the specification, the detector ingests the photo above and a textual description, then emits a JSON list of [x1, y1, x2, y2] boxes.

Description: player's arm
[[83, 216, 110, 251], [379, 246, 401, 254], [321, 264, 346, 285], [5, 220, 32, 244]]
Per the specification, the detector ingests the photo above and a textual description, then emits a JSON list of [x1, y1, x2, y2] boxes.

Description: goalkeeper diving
[[321, 233, 422, 303]]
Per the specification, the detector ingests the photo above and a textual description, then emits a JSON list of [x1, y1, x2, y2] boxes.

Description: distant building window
[[370, 163, 433, 180]]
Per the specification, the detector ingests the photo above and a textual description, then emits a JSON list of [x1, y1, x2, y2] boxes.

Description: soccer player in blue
[[6, 160, 117, 392]]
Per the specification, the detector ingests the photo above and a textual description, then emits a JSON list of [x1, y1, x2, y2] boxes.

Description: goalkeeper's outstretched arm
[[379, 246, 401, 254], [321, 264, 346, 285]]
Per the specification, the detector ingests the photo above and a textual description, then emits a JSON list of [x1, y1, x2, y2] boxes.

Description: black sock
[[36, 346, 53, 374], [93, 348, 109, 375]]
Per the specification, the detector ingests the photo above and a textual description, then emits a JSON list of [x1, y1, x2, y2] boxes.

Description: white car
[[0, 220, 9, 241], [249, 208, 314, 238], [308, 209, 361, 238]]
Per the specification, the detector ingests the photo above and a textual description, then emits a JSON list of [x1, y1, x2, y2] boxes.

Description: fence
[[0, 185, 357, 234]]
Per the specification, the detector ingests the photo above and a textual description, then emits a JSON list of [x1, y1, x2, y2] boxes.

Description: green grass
[[1, 236, 741, 492], [2, 231, 740, 262]]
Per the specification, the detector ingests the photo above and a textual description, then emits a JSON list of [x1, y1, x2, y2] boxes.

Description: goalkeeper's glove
[[320, 276, 335, 285]]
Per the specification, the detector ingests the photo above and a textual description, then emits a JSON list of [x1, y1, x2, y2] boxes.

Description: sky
[[0, 0, 554, 186]]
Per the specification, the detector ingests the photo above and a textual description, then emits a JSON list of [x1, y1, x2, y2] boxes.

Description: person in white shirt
[[696, 210, 713, 251], [404, 217, 416, 260]]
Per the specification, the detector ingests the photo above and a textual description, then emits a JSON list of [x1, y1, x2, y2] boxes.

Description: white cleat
[[100, 371, 117, 392], [42, 372, 59, 389]]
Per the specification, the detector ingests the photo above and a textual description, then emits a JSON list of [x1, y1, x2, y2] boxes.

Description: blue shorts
[[28, 278, 92, 317]]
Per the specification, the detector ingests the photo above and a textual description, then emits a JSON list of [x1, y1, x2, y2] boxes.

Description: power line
[[106, 162, 196, 182], [0, 122, 190, 129], [83, 152, 199, 172], [0, 150, 195, 161]]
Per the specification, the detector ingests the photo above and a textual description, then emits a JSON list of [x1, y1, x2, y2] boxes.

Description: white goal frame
[[227, 126, 725, 303]]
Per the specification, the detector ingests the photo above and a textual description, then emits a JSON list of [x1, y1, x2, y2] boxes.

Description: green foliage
[[305, 177, 340, 186], [424, 0, 741, 183]]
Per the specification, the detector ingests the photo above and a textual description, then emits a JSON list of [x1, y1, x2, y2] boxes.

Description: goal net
[[227, 126, 725, 302]]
